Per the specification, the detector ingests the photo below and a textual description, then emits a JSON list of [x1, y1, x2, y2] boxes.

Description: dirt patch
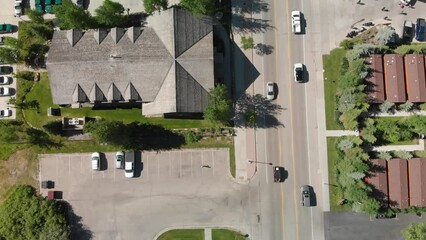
[[0, 148, 39, 199]]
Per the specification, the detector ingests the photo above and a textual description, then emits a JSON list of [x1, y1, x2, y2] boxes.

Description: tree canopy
[[0, 185, 69, 240], [204, 84, 233, 126], [180, 0, 216, 16], [144, 0, 168, 14], [402, 223, 426, 240], [54, 0, 98, 29]]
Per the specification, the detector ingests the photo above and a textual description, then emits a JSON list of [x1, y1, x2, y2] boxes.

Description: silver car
[[0, 76, 11, 85], [115, 151, 124, 169], [266, 82, 275, 100], [300, 185, 311, 207]]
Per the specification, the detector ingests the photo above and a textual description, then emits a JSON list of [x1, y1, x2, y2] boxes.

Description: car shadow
[[134, 150, 143, 178], [310, 185, 317, 207], [100, 152, 108, 171]]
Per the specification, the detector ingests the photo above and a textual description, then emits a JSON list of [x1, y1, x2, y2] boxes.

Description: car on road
[[15, 0, 23, 16], [0, 109, 11, 117], [291, 10, 302, 34], [115, 151, 124, 169], [266, 82, 275, 100], [0, 76, 11, 85], [0, 87, 11, 96], [300, 185, 311, 207], [124, 151, 134, 178], [0, 66, 13, 75], [273, 166, 285, 182], [91, 152, 100, 170], [0, 24, 13, 34], [403, 20, 414, 43], [416, 18, 426, 41], [294, 63, 304, 83]]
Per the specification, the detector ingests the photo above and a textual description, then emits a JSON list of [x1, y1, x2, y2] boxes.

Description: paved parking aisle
[[39, 149, 252, 240]]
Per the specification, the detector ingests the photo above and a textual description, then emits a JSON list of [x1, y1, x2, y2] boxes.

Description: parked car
[[35, 0, 43, 13], [291, 10, 302, 34], [91, 152, 100, 170], [403, 20, 414, 43], [266, 82, 275, 100], [300, 185, 311, 207], [0, 24, 13, 34], [273, 166, 285, 182], [416, 18, 426, 41], [0, 87, 11, 96], [400, 0, 411, 5], [76, 0, 84, 8], [124, 151, 134, 178], [0, 76, 11, 85], [294, 63, 304, 83], [15, 0, 23, 16], [0, 109, 11, 117], [45, 0, 53, 13], [0, 66, 13, 75], [115, 151, 124, 169]]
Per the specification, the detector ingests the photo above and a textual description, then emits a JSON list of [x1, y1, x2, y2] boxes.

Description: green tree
[[84, 120, 125, 145], [402, 223, 426, 240], [54, 0, 97, 29], [379, 101, 395, 113], [241, 36, 255, 50], [393, 150, 413, 160], [0, 185, 69, 240], [95, 0, 130, 27], [399, 101, 414, 112], [337, 138, 354, 152], [377, 151, 392, 160], [360, 118, 377, 144], [203, 84, 233, 126], [144, 0, 168, 14], [405, 115, 426, 136], [376, 118, 400, 143], [180, 0, 216, 16], [360, 197, 380, 215]]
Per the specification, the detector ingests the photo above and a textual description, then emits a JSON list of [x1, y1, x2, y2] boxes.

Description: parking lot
[[39, 149, 252, 240]]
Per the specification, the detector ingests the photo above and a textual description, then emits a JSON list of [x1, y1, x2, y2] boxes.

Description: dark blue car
[[416, 18, 425, 41]]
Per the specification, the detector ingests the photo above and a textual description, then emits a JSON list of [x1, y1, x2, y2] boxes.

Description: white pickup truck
[[291, 10, 302, 34]]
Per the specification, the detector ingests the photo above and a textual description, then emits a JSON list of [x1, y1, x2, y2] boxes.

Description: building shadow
[[61, 201, 93, 240], [232, 41, 260, 99]]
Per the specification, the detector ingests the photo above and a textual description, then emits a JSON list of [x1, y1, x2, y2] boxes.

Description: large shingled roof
[[46, 7, 214, 116]]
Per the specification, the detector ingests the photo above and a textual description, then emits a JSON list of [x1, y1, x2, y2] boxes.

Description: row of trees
[[0, 185, 70, 240], [0, 10, 53, 66], [335, 136, 381, 214]]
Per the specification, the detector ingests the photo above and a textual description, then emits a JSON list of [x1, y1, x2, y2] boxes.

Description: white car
[[266, 82, 275, 100], [0, 109, 11, 117], [115, 151, 124, 169], [124, 161, 134, 178], [400, 0, 411, 5], [0, 76, 11, 85], [91, 152, 100, 170], [291, 10, 302, 34], [14, 0, 23, 17], [294, 63, 304, 83], [0, 87, 11, 96]]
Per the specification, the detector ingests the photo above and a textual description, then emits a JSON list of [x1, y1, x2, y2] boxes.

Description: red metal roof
[[408, 158, 426, 207], [404, 54, 426, 102], [366, 159, 388, 206], [384, 54, 407, 103], [365, 55, 385, 103], [388, 158, 409, 208]]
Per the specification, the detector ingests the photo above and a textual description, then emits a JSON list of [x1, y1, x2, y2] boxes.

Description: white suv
[[91, 152, 100, 170], [14, 0, 23, 17]]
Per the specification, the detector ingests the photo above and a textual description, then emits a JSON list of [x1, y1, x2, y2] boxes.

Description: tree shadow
[[232, 0, 270, 14], [123, 122, 185, 150], [26, 128, 63, 149], [233, 93, 285, 128], [232, 14, 273, 34], [43, 120, 63, 135], [60, 201, 93, 240], [255, 43, 274, 55]]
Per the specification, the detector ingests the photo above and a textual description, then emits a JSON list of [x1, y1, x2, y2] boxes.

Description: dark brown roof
[[366, 159, 388, 206], [388, 158, 409, 208], [408, 158, 426, 207], [404, 54, 426, 102], [365, 55, 385, 103], [384, 54, 407, 103]]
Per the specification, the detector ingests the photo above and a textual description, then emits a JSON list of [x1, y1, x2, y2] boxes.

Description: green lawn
[[327, 137, 351, 211], [323, 48, 346, 130], [212, 229, 247, 240], [23, 73, 215, 129], [157, 229, 204, 240]]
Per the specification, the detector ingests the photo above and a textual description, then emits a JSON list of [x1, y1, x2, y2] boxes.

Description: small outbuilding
[[388, 158, 409, 208], [383, 54, 407, 103], [366, 159, 388, 206], [365, 55, 385, 103], [408, 158, 426, 207], [404, 54, 426, 102]]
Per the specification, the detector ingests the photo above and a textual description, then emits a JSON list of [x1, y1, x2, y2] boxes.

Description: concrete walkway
[[369, 110, 426, 117], [204, 228, 212, 240], [326, 130, 359, 137]]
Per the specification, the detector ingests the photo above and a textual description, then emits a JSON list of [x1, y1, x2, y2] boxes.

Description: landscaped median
[[156, 228, 248, 240]]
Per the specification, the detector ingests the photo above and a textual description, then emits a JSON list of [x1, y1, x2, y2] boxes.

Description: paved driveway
[[39, 149, 253, 240]]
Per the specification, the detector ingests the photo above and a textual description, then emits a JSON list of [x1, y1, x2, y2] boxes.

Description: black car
[[416, 18, 425, 41], [403, 20, 414, 43], [0, 66, 13, 75], [274, 166, 285, 182]]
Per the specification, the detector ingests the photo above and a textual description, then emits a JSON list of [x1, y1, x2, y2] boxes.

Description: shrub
[[184, 131, 201, 143]]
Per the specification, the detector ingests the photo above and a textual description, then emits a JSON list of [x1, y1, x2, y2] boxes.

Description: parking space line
[[212, 151, 215, 177], [180, 152, 182, 178], [168, 152, 171, 177], [69, 155, 71, 174], [145, 154, 149, 178], [191, 153, 193, 177]]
